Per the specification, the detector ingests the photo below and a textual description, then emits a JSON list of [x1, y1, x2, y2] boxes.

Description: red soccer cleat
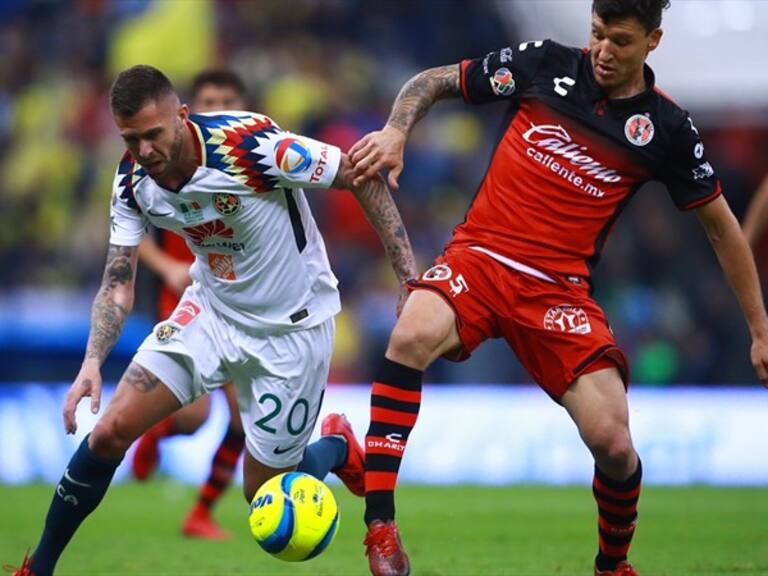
[[132, 417, 174, 481], [364, 520, 410, 576], [595, 561, 639, 576], [181, 503, 231, 540], [3, 551, 35, 576], [321, 413, 365, 497]]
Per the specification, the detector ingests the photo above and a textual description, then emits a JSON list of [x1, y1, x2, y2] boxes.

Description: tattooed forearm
[[352, 175, 418, 283], [85, 245, 137, 363], [387, 65, 461, 135], [122, 362, 161, 392]]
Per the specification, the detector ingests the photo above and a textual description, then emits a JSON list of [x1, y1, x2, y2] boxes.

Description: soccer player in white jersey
[[9, 65, 417, 576]]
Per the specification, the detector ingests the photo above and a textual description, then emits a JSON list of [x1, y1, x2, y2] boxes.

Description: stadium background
[[1, 1, 767, 574]]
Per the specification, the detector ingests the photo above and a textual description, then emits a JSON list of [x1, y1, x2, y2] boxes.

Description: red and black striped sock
[[593, 458, 642, 571], [364, 358, 423, 525], [198, 426, 245, 509]]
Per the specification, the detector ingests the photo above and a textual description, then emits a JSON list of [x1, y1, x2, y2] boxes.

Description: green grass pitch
[[1, 483, 766, 575]]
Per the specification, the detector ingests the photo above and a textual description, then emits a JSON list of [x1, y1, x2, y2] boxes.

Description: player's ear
[[647, 28, 662, 52], [178, 103, 190, 121]]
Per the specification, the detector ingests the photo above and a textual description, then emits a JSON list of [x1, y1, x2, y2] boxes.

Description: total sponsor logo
[[543, 304, 592, 335], [309, 144, 331, 183], [182, 219, 245, 252], [274, 137, 312, 175]]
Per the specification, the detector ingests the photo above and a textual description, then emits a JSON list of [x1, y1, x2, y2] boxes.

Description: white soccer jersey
[[109, 111, 342, 331]]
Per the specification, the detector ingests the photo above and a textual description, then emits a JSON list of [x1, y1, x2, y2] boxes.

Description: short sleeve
[[659, 115, 721, 210], [460, 39, 552, 105], [191, 112, 341, 192], [268, 133, 341, 189], [109, 154, 148, 246]]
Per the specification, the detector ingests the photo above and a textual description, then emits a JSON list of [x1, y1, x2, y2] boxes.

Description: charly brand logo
[[170, 300, 201, 326], [624, 114, 655, 146], [543, 305, 592, 334], [522, 123, 621, 183]]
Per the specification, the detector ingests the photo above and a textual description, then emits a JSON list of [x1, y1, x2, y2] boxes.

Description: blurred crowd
[[1, 0, 767, 384]]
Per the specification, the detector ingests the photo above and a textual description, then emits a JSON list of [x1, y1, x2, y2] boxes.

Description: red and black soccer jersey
[[451, 39, 721, 279]]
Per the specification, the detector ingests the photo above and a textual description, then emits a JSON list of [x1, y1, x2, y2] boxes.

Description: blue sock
[[296, 437, 346, 480], [32, 435, 121, 576]]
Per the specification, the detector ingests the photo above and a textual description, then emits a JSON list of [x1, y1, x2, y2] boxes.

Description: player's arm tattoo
[[85, 244, 137, 364], [350, 174, 418, 284], [387, 64, 461, 135], [122, 362, 161, 392]]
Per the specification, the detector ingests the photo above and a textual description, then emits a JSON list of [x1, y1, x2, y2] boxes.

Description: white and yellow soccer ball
[[249, 472, 339, 561]]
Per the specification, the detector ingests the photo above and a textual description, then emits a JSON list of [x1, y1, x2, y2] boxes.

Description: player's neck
[[152, 125, 199, 191], [604, 68, 647, 100]]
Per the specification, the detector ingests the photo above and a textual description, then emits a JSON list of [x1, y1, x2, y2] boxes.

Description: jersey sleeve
[[659, 115, 721, 210], [460, 39, 552, 105], [267, 132, 341, 189], [109, 155, 148, 246]]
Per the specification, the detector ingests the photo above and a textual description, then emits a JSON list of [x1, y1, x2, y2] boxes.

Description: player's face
[[114, 94, 189, 178], [589, 14, 662, 93], [192, 84, 246, 113]]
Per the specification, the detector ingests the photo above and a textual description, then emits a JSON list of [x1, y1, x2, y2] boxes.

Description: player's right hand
[[163, 260, 192, 296], [63, 361, 103, 434], [349, 125, 407, 190]]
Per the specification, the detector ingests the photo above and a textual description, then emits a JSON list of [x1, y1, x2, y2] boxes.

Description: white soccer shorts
[[133, 282, 335, 468]]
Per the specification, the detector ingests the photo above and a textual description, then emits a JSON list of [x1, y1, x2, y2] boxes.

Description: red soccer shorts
[[407, 248, 628, 398]]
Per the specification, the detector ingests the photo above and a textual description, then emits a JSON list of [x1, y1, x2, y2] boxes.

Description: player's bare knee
[[588, 424, 634, 466], [90, 418, 133, 459], [387, 323, 439, 368]]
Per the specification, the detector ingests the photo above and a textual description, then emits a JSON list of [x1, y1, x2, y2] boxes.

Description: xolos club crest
[[624, 114, 654, 147]]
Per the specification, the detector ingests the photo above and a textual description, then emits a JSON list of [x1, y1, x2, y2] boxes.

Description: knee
[[585, 422, 635, 466], [90, 416, 134, 459], [386, 322, 439, 368]]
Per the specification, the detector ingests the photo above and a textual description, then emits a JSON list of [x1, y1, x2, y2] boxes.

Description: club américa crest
[[213, 193, 241, 216], [155, 323, 178, 343]]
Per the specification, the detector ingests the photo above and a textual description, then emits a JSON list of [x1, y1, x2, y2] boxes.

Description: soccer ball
[[249, 472, 339, 561]]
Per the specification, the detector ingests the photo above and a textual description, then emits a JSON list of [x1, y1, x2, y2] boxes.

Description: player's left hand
[[750, 336, 768, 388], [63, 361, 103, 434]]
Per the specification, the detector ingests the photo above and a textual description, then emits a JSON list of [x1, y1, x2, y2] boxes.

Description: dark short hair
[[190, 69, 246, 100], [110, 65, 175, 117], [592, 0, 671, 33]]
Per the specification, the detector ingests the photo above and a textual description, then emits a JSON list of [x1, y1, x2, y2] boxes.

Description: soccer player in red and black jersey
[[131, 69, 251, 540], [350, 1, 768, 575]]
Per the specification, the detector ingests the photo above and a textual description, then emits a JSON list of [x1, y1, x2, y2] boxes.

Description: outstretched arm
[[742, 174, 768, 248], [334, 154, 418, 314], [349, 64, 461, 189], [696, 196, 768, 386], [64, 244, 138, 433]]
